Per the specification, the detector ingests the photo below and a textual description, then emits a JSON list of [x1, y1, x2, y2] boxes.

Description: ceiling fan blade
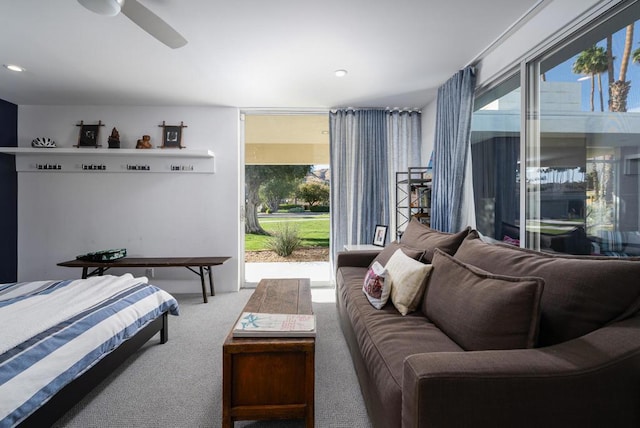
[[121, 0, 187, 49]]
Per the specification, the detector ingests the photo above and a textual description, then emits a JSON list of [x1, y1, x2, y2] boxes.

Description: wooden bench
[[57, 256, 231, 303]]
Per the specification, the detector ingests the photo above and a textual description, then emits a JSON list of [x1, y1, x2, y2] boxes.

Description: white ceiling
[[0, 0, 540, 109]]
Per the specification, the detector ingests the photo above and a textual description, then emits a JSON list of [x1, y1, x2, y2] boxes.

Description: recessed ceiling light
[[4, 64, 25, 72], [334, 69, 348, 77]]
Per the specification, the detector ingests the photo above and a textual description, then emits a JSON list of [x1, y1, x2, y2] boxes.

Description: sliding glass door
[[474, 2, 640, 257], [530, 3, 640, 255], [471, 73, 521, 241]]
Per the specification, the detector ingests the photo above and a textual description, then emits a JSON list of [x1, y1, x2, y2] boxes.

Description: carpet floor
[[54, 289, 372, 428]]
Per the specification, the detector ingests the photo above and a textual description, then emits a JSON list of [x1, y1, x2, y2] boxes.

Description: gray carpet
[[54, 289, 371, 428]]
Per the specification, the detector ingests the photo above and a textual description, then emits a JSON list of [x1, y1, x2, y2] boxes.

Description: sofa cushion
[[502, 235, 520, 246], [370, 241, 424, 268], [399, 218, 470, 262], [454, 231, 640, 346], [386, 249, 433, 315], [502, 221, 591, 255], [362, 261, 389, 309], [424, 249, 544, 350]]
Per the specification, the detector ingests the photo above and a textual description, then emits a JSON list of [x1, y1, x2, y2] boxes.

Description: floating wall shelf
[[0, 147, 216, 173]]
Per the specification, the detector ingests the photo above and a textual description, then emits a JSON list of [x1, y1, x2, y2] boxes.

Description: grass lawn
[[245, 214, 329, 251]]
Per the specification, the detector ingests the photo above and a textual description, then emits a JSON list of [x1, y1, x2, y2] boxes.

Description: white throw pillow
[[362, 261, 389, 309], [387, 249, 433, 315]]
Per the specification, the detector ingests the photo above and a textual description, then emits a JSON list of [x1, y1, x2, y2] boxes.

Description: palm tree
[[573, 45, 609, 111], [607, 35, 614, 110], [573, 51, 595, 111], [633, 44, 640, 65], [610, 23, 634, 112]]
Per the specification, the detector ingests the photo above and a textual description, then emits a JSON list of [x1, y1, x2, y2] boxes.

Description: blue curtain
[[330, 109, 421, 266], [431, 66, 477, 232]]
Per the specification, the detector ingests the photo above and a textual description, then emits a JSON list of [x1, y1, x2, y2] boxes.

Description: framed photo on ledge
[[159, 121, 187, 149], [372, 225, 388, 247], [76, 120, 103, 147]]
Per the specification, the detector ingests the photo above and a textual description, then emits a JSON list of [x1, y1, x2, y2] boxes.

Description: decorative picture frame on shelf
[[159, 120, 187, 149], [372, 225, 388, 247], [75, 120, 104, 148]]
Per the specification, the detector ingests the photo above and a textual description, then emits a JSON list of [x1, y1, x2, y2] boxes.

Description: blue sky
[[545, 21, 640, 112]]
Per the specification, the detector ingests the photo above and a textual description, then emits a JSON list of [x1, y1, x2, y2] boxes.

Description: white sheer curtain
[[330, 109, 421, 267], [386, 110, 422, 240]]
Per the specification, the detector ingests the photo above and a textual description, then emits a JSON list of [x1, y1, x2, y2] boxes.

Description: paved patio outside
[[244, 261, 332, 287]]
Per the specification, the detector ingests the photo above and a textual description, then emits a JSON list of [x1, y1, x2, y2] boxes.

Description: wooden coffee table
[[222, 278, 314, 427]]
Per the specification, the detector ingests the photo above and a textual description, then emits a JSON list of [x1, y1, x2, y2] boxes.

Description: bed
[[0, 274, 179, 427]]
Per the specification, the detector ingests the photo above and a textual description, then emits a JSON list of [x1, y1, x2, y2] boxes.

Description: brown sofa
[[335, 219, 640, 428]]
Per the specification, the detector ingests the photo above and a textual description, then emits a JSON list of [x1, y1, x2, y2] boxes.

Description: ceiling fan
[[77, 0, 187, 49]]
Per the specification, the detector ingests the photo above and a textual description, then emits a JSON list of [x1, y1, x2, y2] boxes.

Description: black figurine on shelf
[[108, 127, 120, 149]]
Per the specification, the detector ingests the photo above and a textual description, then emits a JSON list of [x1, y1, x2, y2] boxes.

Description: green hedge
[[278, 204, 304, 211], [310, 205, 330, 212]]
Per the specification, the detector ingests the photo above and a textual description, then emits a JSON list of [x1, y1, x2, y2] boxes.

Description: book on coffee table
[[232, 312, 316, 338]]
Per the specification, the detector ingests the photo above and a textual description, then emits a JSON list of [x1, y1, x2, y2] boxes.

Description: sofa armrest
[[402, 315, 640, 428], [335, 250, 378, 270]]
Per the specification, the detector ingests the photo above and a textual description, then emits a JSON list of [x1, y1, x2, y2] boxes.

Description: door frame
[[239, 108, 329, 288]]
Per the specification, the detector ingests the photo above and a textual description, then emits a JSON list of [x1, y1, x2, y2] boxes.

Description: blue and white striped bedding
[[0, 274, 179, 427]]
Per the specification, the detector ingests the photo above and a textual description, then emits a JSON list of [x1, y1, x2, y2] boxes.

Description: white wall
[[421, 100, 437, 164], [17, 105, 241, 294]]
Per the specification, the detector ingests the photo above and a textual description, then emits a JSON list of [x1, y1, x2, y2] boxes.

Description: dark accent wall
[[0, 98, 17, 282]]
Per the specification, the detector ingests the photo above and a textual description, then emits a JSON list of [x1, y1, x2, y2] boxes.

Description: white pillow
[[362, 261, 389, 309], [387, 249, 433, 315]]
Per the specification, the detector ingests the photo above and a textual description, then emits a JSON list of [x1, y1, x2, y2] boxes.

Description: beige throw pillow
[[386, 249, 433, 315]]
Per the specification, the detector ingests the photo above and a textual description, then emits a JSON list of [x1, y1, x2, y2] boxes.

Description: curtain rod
[[330, 107, 422, 113], [241, 108, 330, 115]]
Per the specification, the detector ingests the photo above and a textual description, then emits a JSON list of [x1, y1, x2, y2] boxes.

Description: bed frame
[[18, 312, 169, 427]]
